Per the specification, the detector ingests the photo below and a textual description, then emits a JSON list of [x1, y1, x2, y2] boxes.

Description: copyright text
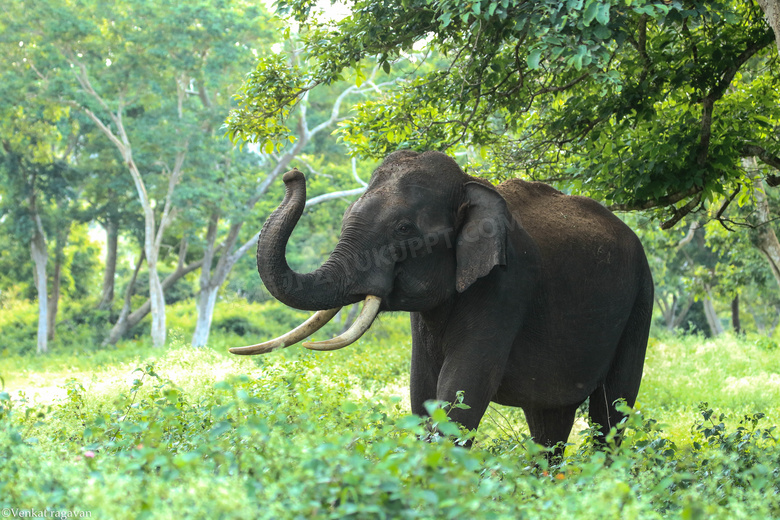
[[2, 509, 92, 518]]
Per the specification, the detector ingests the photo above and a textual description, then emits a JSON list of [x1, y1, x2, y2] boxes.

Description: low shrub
[[1, 342, 778, 519]]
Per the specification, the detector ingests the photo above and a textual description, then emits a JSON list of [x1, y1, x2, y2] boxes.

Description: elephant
[[231, 150, 653, 455]]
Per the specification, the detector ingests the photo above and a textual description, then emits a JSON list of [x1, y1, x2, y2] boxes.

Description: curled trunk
[[256, 169, 358, 311]]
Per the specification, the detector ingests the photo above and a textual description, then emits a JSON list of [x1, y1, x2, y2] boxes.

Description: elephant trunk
[[256, 169, 359, 311]]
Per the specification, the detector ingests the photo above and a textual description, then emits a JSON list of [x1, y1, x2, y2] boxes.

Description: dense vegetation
[[2, 305, 779, 518]]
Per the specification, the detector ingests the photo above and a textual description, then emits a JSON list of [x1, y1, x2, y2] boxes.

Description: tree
[[77, 127, 144, 311], [232, 0, 778, 212], [0, 36, 81, 352], [5, 0, 277, 347]]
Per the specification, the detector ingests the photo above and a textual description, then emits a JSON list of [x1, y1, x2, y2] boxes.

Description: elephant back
[[497, 178, 646, 286]]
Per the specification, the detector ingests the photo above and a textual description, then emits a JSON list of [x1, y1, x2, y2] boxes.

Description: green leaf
[[596, 3, 610, 25], [583, 1, 599, 26], [438, 421, 460, 436], [425, 451, 442, 467], [527, 49, 542, 70], [430, 408, 448, 424], [593, 24, 612, 39]]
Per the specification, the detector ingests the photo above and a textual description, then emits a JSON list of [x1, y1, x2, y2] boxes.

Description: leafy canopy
[[229, 0, 779, 225]]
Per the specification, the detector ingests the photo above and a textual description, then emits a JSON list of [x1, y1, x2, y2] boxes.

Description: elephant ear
[[455, 182, 509, 293]]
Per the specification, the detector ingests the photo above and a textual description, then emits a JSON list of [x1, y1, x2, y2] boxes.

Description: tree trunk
[[104, 249, 145, 346], [667, 295, 678, 331], [753, 175, 780, 290], [655, 294, 677, 330], [192, 214, 219, 348], [192, 285, 219, 347], [672, 297, 694, 330], [98, 217, 119, 310], [46, 244, 61, 342], [148, 258, 166, 347], [124, 147, 184, 349], [30, 215, 48, 354], [757, 0, 780, 54], [702, 286, 724, 336], [730, 294, 741, 335], [47, 222, 71, 341], [75, 84, 184, 348], [105, 254, 203, 345]]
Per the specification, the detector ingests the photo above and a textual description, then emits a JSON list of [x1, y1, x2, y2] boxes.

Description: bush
[[213, 315, 261, 337], [2, 352, 778, 519], [0, 297, 112, 356], [2, 304, 779, 518]]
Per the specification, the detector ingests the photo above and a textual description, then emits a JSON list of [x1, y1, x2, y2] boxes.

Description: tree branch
[[154, 144, 188, 253], [742, 144, 780, 186], [305, 187, 367, 207], [228, 230, 261, 268], [677, 221, 700, 247], [608, 185, 702, 211], [661, 193, 702, 230]]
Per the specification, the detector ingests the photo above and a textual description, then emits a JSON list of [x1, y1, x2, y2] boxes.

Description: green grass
[[1, 302, 779, 519]]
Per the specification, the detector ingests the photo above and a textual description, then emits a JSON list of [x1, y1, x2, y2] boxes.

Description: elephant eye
[[395, 222, 415, 235]]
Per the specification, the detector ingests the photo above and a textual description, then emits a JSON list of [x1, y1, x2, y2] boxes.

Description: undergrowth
[[1, 304, 779, 518], [1, 346, 779, 519]]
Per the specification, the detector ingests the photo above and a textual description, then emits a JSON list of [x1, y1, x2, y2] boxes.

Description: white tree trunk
[[148, 259, 166, 348], [703, 287, 724, 337], [30, 217, 48, 354], [757, 0, 780, 54], [122, 147, 168, 348], [192, 285, 219, 347], [192, 215, 219, 348]]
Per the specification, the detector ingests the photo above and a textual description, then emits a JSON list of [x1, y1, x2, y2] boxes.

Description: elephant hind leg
[[589, 282, 653, 444], [524, 405, 579, 459]]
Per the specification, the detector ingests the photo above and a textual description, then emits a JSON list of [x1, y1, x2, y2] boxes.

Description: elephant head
[[231, 150, 512, 354]]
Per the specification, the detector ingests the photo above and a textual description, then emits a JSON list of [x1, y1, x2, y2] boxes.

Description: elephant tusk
[[229, 307, 341, 355], [303, 295, 382, 351]]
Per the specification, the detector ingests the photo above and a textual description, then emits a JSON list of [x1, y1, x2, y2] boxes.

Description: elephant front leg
[[413, 273, 525, 441], [409, 313, 442, 417]]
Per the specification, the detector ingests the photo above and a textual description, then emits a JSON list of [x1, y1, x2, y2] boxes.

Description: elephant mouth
[[229, 295, 382, 355]]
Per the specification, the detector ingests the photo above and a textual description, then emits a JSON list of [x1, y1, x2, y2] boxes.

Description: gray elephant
[[232, 150, 653, 455]]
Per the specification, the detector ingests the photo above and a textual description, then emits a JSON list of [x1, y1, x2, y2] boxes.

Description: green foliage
[[1, 326, 779, 518], [0, 300, 39, 357], [231, 0, 779, 225], [0, 298, 113, 357], [1, 0, 378, 352]]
